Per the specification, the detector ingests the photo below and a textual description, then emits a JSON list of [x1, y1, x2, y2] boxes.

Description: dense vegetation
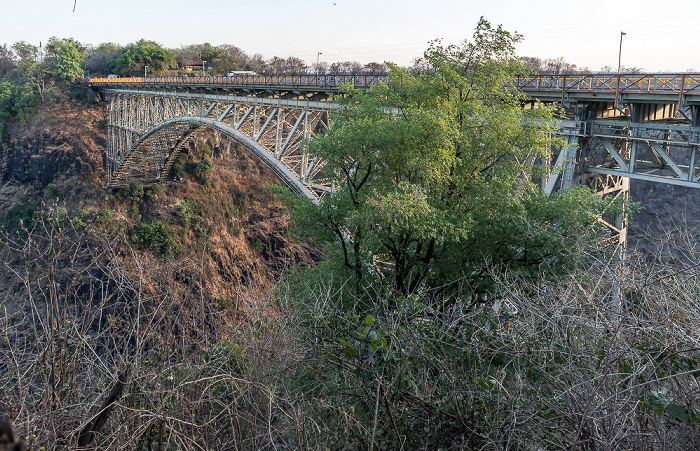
[[282, 21, 614, 302], [0, 20, 698, 451]]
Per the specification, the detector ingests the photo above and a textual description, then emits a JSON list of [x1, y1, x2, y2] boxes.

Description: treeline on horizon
[[0, 35, 649, 143], [0, 39, 394, 79], [0, 36, 651, 83]]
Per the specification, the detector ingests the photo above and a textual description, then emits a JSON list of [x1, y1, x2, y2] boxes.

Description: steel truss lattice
[[543, 118, 700, 194], [104, 89, 331, 200]]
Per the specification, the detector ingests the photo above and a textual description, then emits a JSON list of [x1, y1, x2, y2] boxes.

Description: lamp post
[[316, 52, 322, 78], [198, 52, 207, 77], [614, 31, 626, 109]]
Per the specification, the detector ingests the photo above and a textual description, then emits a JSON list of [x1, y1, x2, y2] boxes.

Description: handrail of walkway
[[88, 73, 700, 96], [89, 74, 388, 90], [516, 73, 700, 95]]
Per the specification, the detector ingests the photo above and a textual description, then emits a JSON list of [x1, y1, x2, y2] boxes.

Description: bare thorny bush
[[273, 229, 700, 450], [0, 205, 315, 450], [1, 203, 700, 450]]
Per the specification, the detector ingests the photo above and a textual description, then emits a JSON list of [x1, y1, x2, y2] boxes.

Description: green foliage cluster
[[170, 152, 191, 179], [0, 35, 89, 141], [121, 181, 165, 204], [273, 20, 643, 447], [168, 147, 213, 186], [131, 221, 183, 259], [124, 181, 144, 203], [0, 79, 37, 128], [194, 158, 213, 185], [178, 198, 207, 238], [123, 181, 165, 203], [45, 37, 87, 83], [45, 183, 60, 197], [0, 201, 37, 236], [279, 250, 700, 449], [116, 40, 175, 76], [144, 183, 165, 199], [96, 209, 114, 225], [70, 208, 90, 230], [283, 18, 614, 301]]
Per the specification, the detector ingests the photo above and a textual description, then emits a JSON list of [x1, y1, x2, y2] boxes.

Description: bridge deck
[[90, 73, 700, 103], [89, 73, 700, 195], [89, 74, 387, 95]]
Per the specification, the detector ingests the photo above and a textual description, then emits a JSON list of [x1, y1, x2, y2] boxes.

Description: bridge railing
[[516, 74, 700, 95], [89, 73, 700, 97], [89, 74, 389, 90]]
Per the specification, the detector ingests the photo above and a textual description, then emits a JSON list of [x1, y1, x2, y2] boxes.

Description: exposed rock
[[0, 131, 101, 185]]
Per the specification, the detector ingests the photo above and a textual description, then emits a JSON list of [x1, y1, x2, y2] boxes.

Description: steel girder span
[[104, 90, 331, 200]]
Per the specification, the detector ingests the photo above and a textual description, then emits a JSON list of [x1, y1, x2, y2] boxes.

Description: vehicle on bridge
[[227, 71, 257, 77]]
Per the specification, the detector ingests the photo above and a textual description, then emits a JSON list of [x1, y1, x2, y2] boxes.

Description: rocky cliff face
[[1, 130, 103, 185], [0, 96, 106, 188], [629, 180, 700, 256]]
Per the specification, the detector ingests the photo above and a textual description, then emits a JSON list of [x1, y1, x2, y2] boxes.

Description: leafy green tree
[[0, 81, 16, 141], [132, 221, 183, 259], [0, 80, 36, 123], [13, 83, 37, 122], [116, 40, 174, 76], [0, 80, 17, 118], [85, 42, 122, 76], [284, 18, 612, 298], [11, 41, 37, 62], [0, 44, 15, 79], [43, 37, 87, 83]]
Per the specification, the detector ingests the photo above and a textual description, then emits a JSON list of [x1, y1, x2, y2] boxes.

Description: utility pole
[[199, 52, 206, 77], [144, 65, 148, 79], [614, 31, 626, 109]]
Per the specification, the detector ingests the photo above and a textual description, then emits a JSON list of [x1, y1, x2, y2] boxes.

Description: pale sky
[[2, 0, 698, 72]]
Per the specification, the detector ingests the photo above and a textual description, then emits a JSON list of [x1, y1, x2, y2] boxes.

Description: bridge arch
[[112, 116, 318, 199], [102, 90, 333, 200]]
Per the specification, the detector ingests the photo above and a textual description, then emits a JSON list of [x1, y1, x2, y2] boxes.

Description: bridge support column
[[560, 134, 579, 190]]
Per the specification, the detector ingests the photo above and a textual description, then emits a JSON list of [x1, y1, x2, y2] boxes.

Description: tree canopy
[[116, 40, 174, 76], [283, 18, 613, 300], [44, 37, 87, 83]]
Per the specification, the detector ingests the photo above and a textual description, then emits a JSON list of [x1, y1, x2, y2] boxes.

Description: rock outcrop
[[0, 130, 103, 185]]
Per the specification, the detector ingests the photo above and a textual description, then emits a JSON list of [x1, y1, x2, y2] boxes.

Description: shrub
[[124, 181, 144, 203], [46, 183, 60, 197], [201, 142, 213, 158], [194, 158, 213, 185], [278, 247, 700, 450], [144, 183, 165, 199], [70, 208, 90, 231], [13, 85, 37, 123], [97, 209, 114, 224], [177, 198, 207, 238], [0, 202, 36, 236], [170, 152, 191, 178], [132, 221, 183, 258]]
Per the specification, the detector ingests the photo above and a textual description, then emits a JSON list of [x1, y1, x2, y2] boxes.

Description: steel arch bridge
[[90, 73, 700, 203], [101, 89, 337, 199]]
